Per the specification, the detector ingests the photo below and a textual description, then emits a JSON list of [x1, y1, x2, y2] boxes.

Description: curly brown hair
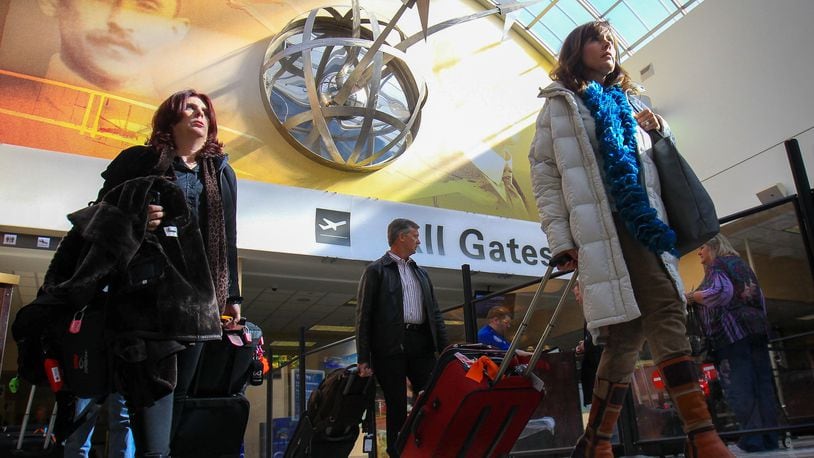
[[550, 21, 638, 95]]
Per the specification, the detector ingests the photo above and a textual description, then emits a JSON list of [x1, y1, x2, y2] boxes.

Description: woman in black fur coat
[[99, 89, 242, 457]]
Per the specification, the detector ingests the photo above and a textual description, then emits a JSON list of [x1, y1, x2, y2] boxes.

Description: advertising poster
[[0, 0, 550, 222], [290, 369, 325, 418]]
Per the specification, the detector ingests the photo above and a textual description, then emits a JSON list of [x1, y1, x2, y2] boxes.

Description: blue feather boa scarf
[[581, 82, 677, 256]]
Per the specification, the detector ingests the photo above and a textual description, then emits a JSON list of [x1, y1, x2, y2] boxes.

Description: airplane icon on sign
[[319, 218, 347, 231]]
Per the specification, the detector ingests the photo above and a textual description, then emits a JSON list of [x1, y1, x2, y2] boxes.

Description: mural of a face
[[39, 0, 189, 91]]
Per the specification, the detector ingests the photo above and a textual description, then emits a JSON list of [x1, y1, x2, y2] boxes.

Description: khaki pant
[[595, 215, 691, 383]]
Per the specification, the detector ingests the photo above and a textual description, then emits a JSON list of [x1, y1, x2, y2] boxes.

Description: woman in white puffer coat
[[528, 20, 732, 458]]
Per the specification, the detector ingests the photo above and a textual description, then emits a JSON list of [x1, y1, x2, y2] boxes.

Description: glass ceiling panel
[[486, 0, 701, 60], [515, 7, 540, 27], [627, 0, 677, 28], [530, 20, 563, 53], [544, 4, 582, 39], [524, 1, 554, 16], [605, 1, 648, 44], [558, 0, 595, 26], [590, 0, 618, 15]]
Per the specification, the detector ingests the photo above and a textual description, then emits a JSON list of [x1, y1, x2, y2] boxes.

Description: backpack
[[60, 301, 110, 397], [11, 294, 73, 387], [12, 291, 109, 397], [306, 365, 375, 438]]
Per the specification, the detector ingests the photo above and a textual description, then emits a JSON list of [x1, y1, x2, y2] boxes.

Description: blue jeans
[[715, 334, 779, 452], [130, 342, 202, 457], [64, 392, 135, 458]]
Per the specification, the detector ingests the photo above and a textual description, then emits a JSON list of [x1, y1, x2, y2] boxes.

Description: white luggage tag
[[453, 351, 475, 369], [363, 433, 374, 452], [163, 226, 178, 237], [529, 372, 545, 393]]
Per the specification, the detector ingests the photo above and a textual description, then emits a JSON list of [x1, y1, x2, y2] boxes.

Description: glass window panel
[[629, 201, 814, 452], [589, 0, 619, 16], [543, 5, 581, 42], [530, 20, 564, 53], [557, 0, 596, 25], [516, 8, 539, 27], [626, 0, 675, 29], [605, 1, 648, 44], [485, 0, 703, 60], [523, 0, 554, 17], [630, 15, 679, 54]]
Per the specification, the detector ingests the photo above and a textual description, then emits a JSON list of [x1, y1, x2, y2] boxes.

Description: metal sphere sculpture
[[261, 5, 426, 172]]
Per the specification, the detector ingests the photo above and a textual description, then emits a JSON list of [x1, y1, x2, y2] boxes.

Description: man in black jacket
[[355, 218, 448, 456]]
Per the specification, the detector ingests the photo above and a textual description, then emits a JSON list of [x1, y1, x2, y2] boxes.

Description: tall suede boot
[[571, 378, 628, 458], [658, 355, 734, 458]]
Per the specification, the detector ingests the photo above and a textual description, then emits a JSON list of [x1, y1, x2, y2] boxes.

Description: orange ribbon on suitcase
[[465, 355, 500, 383]]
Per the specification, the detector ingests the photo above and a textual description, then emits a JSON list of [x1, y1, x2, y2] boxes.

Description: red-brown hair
[[147, 89, 223, 169]]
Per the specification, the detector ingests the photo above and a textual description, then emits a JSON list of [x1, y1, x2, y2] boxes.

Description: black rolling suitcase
[[171, 321, 265, 458], [285, 365, 375, 458], [170, 395, 250, 458]]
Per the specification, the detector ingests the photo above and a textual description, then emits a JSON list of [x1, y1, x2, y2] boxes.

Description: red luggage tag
[[465, 356, 499, 384], [44, 358, 64, 392]]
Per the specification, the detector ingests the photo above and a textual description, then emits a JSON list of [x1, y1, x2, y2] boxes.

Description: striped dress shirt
[[388, 252, 425, 324]]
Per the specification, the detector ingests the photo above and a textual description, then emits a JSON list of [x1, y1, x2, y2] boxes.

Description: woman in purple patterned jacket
[[686, 233, 779, 453]]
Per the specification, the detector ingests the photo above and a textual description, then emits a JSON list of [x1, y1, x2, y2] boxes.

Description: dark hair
[[147, 89, 223, 170], [550, 20, 637, 95], [387, 218, 419, 246]]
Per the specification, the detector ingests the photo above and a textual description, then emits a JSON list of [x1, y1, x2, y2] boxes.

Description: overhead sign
[[314, 208, 351, 246], [240, 180, 552, 276], [0, 145, 554, 277]]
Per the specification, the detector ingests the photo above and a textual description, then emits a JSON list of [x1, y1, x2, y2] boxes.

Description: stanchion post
[[461, 264, 477, 343]]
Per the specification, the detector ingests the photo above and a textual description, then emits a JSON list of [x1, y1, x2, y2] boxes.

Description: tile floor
[[624, 436, 814, 457]]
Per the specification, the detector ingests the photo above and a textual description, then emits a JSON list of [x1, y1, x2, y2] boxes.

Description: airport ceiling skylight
[[486, 0, 703, 60]]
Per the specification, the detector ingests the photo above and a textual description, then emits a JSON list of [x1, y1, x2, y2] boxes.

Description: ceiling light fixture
[[269, 340, 317, 347], [309, 325, 355, 332]]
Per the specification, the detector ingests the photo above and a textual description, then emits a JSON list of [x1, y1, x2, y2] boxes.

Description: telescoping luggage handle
[[494, 259, 579, 383]]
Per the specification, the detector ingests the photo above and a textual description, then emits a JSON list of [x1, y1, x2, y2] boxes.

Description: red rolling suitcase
[[397, 265, 578, 458]]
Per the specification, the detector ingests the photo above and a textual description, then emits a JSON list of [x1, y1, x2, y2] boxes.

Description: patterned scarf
[[580, 82, 677, 256], [200, 156, 229, 312]]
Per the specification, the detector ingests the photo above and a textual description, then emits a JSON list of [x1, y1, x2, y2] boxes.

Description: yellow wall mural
[[0, 0, 552, 222]]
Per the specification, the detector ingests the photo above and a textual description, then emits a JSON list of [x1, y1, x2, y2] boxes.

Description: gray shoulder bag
[[627, 93, 719, 255], [649, 129, 720, 256]]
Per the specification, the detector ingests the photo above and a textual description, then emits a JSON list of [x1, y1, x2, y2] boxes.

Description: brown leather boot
[[658, 355, 734, 458], [571, 378, 627, 458]]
